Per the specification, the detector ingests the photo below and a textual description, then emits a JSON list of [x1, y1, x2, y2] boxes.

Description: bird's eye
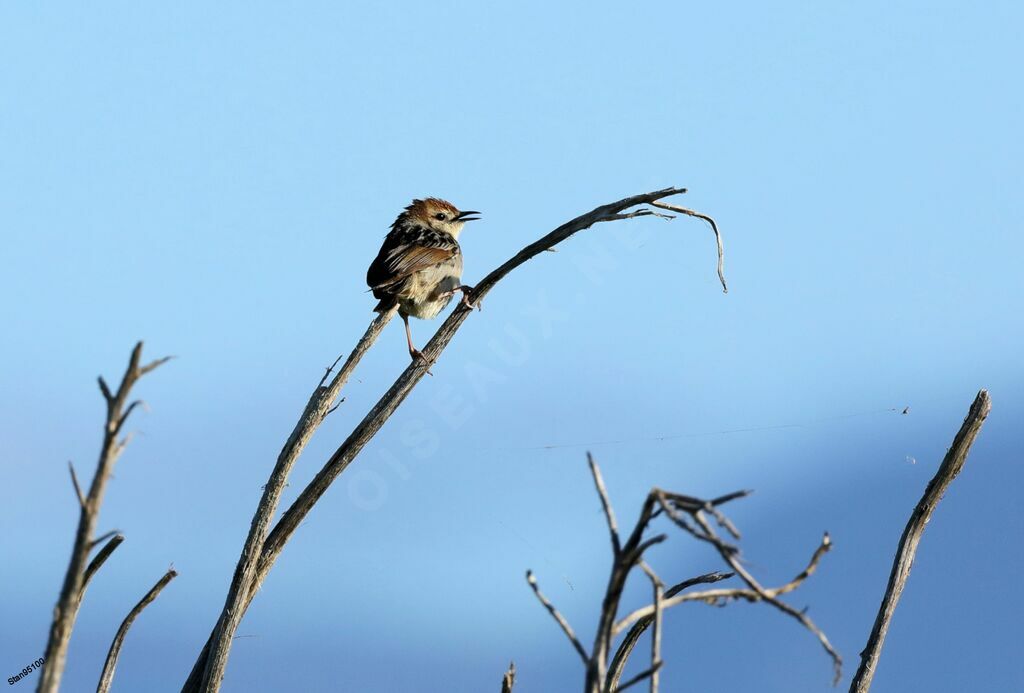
[[434, 212, 447, 220]]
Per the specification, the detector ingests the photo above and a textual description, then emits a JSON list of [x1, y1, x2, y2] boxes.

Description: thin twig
[[501, 661, 516, 693], [768, 532, 831, 598], [613, 572, 734, 637], [649, 200, 727, 293], [612, 663, 662, 693], [138, 355, 174, 377], [691, 512, 842, 684], [639, 562, 663, 693], [588, 452, 621, 556], [664, 571, 734, 599], [81, 535, 125, 593], [608, 571, 732, 688], [526, 571, 589, 664], [849, 390, 991, 693], [89, 530, 121, 550], [68, 461, 86, 509], [96, 569, 178, 693]]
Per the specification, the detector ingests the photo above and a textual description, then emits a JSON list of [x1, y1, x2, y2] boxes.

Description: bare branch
[[639, 562, 664, 693], [590, 494, 661, 692], [184, 187, 725, 691], [690, 512, 841, 683], [526, 570, 589, 664], [850, 389, 991, 693], [197, 308, 395, 691], [768, 532, 831, 598], [81, 534, 124, 593], [612, 662, 662, 693], [68, 461, 86, 509], [38, 342, 168, 693], [138, 355, 174, 377], [708, 489, 754, 506], [649, 200, 727, 293], [654, 491, 737, 554], [96, 569, 178, 693], [613, 571, 733, 637], [321, 353, 345, 385], [114, 400, 145, 435], [97, 376, 113, 405], [89, 529, 121, 550], [609, 571, 732, 687], [614, 486, 841, 685], [588, 453, 621, 556], [624, 534, 667, 565], [501, 661, 516, 693], [664, 570, 733, 599], [762, 592, 842, 685]]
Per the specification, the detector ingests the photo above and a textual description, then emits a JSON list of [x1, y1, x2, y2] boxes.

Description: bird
[[366, 198, 481, 365]]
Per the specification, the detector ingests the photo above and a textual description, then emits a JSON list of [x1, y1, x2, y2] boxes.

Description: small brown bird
[[367, 198, 481, 364]]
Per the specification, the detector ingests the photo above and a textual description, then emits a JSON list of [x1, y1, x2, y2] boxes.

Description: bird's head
[[402, 198, 480, 237]]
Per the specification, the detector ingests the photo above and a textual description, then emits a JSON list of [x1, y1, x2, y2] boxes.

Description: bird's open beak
[[456, 210, 481, 222]]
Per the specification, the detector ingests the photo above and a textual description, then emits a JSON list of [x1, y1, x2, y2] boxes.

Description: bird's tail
[[372, 295, 398, 313]]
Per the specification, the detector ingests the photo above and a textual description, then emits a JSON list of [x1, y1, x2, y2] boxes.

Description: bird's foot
[[441, 285, 482, 311], [409, 349, 434, 376]]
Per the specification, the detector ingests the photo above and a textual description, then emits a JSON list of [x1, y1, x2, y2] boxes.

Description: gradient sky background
[[1, 2, 1021, 692]]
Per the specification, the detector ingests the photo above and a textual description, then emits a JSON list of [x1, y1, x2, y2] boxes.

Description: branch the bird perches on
[[188, 187, 727, 691]]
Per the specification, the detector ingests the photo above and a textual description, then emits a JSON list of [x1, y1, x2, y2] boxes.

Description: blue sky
[[1, 2, 1021, 691]]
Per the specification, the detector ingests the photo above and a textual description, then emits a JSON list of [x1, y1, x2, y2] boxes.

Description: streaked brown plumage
[[367, 198, 480, 364]]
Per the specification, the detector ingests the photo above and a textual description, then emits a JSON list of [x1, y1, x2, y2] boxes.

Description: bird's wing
[[367, 234, 459, 291]]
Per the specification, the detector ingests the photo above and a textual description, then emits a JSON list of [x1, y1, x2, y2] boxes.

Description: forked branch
[[185, 187, 726, 692], [198, 309, 395, 690], [527, 455, 837, 693], [38, 342, 170, 693]]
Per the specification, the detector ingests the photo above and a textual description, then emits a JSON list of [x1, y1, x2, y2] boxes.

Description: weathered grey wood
[[532, 457, 833, 693], [501, 661, 516, 693], [606, 572, 730, 691], [96, 569, 177, 693], [849, 390, 991, 693], [197, 309, 394, 691], [183, 187, 725, 692], [38, 343, 169, 693]]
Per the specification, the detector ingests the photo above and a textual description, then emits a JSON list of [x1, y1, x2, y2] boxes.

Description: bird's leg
[[403, 313, 433, 376], [440, 284, 481, 311]]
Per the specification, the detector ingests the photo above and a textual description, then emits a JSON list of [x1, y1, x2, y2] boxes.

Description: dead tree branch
[[607, 571, 731, 691], [526, 455, 837, 693], [648, 200, 727, 293], [659, 492, 843, 684], [38, 342, 169, 693], [96, 568, 178, 693], [500, 661, 516, 693], [527, 571, 589, 664], [81, 534, 125, 594], [849, 389, 991, 693], [638, 562, 663, 693], [184, 187, 726, 691], [198, 308, 395, 690]]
